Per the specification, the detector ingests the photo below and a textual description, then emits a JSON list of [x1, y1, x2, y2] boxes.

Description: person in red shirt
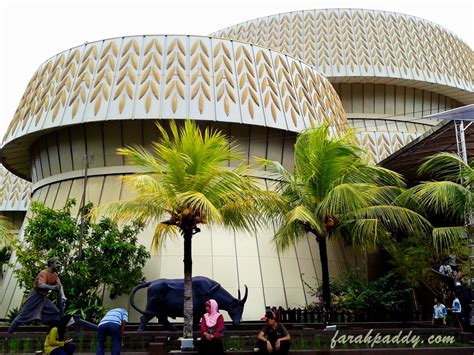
[[8, 257, 66, 333], [198, 299, 225, 355]]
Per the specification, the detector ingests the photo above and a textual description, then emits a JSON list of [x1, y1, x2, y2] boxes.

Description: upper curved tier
[[1, 35, 348, 180], [211, 9, 474, 104]]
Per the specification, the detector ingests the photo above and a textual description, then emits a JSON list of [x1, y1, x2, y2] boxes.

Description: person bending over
[[257, 311, 291, 354], [96, 308, 128, 355]]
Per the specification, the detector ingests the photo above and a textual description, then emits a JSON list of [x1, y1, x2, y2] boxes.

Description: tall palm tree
[[396, 152, 472, 252], [261, 125, 430, 315], [95, 120, 281, 339]]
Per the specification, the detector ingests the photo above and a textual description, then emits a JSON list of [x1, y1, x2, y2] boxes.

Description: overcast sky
[[0, 0, 472, 140]]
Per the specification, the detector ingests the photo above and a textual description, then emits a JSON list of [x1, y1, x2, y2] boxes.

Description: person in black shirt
[[257, 311, 291, 354]]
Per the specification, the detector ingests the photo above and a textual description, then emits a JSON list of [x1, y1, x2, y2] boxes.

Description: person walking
[[432, 297, 447, 326], [449, 292, 463, 331], [96, 308, 128, 355], [8, 257, 66, 333]]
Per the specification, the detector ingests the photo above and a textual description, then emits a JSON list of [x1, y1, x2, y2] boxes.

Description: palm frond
[[272, 218, 311, 251], [345, 165, 406, 187], [318, 183, 372, 217], [255, 158, 293, 185], [117, 145, 162, 173], [177, 191, 223, 224], [151, 223, 180, 253], [346, 205, 432, 237], [90, 198, 167, 224], [405, 181, 470, 218], [270, 204, 325, 251], [0, 216, 14, 244], [419, 152, 473, 182], [432, 226, 468, 252], [342, 218, 391, 253]]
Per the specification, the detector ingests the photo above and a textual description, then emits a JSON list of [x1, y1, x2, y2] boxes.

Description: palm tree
[[0, 215, 13, 244], [95, 120, 281, 339], [261, 125, 430, 316], [396, 152, 472, 252], [0, 216, 13, 279]]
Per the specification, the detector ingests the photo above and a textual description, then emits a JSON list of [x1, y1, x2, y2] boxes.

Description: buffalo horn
[[240, 285, 248, 304]]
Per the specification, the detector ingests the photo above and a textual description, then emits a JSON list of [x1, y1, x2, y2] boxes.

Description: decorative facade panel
[[212, 9, 473, 103]]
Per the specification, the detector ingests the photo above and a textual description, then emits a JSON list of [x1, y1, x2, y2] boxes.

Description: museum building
[[0, 9, 472, 321]]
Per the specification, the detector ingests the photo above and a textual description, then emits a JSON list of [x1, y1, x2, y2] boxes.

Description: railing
[[268, 306, 410, 324]]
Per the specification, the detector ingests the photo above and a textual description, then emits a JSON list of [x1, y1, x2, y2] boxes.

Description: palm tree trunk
[[316, 235, 331, 318], [183, 229, 193, 339]]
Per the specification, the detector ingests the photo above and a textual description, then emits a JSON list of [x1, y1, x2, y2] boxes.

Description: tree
[[95, 120, 280, 339], [396, 152, 471, 252], [261, 125, 430, 316], [12, 199, 150, 322]]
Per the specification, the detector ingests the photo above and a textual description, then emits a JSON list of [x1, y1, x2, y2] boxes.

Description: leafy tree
[[12, 199, 150, 322], [95, 120, 281, 339], [261, 125, 430, 316]]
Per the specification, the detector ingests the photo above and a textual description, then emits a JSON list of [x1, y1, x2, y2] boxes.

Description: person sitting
[[257, 311, 291, 354], [439, 259, 454, 277], [44, 315, 76, 355], [198, 299, 225, 355]]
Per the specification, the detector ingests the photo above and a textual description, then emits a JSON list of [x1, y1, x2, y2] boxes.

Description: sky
[[0, 0, 472, 140]]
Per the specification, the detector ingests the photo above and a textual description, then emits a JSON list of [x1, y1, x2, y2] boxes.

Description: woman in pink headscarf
[[198, 299, 225, 355]]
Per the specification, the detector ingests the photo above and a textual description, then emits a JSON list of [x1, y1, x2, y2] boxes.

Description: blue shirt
[[433, 304, 447, 319], [99, 308, 129, 327], [452, 298, 461, 313]]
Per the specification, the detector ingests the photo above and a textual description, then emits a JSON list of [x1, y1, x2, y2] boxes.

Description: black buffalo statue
[[129, 276, 248, 331]]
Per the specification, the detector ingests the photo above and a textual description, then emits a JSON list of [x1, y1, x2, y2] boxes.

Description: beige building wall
[[331, 83, 461, 161], [0, 122, 362, 321]]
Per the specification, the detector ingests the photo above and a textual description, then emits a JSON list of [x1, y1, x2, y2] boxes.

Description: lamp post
[[78, 154, 93, 259]]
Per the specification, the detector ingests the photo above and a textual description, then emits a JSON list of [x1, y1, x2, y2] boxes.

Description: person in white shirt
[[449, 292, 463, 331], [438, 259, 453, 277], [432, 297, 446, 326], [96, 308, 128, 355]]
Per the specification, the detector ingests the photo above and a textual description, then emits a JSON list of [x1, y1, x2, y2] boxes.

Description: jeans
[[96, 323, 122, 355], [51, 343, 76, 355]]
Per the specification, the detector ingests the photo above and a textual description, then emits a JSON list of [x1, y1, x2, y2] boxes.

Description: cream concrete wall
[[0, 122, 362, 322]]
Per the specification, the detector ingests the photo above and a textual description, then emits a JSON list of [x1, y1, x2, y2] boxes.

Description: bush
[[12, 199, 150, 322], [310, 270, 410, 321]]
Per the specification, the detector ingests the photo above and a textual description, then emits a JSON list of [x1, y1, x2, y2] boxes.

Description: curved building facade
[[211, 9, 473, 161], [0, 35, 356, 321], [1, 9, 473, 322], [0, 164, 30, 237]]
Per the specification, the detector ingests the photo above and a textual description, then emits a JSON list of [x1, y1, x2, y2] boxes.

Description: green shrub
[[12, 199, 150, 322]]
